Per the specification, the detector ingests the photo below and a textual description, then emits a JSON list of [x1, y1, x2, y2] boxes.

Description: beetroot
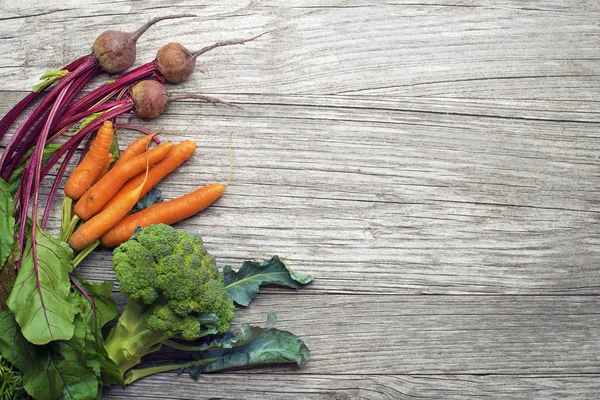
[[92, 14, 194, 74], [131, 80, 169, 119], [131, 80, 241, 119], [155, 33, 265, 83]]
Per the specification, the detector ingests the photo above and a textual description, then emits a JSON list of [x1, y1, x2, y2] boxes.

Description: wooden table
[[1, 1, 599, 398]]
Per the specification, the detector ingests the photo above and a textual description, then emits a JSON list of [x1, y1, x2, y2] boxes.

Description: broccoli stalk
[[102, 224, 235, 381], [103, 300, 165, 376]]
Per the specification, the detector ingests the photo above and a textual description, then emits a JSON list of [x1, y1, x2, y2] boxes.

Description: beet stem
[[0, 55, 97, 178], [63, 61, 155, 117], [3, 66, 98, 177], [168, 93, 243, 109], [0, 55, 91, 142], [191, 32, 267, 59], [41, 103, 133, 180], [17, 80, 72, 269], [130, 14, 196, 42], [115, 122, 161, 144], [41, 143, 78, 229]]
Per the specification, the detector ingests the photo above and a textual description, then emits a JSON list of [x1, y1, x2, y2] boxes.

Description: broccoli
[[103, 224, 235, 377]]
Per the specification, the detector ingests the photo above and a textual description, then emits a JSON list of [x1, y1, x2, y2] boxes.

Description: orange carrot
[[112, 132, 159, 169], [101, 183, 225, 247], [70, 156, 151, 251], [102, 140, 196, 210], [94, 154, 114, 183], [74, 142, 174, 220], [64, 120, 114, 200]]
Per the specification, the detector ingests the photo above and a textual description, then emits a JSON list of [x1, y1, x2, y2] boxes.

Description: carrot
[[70, 153, 151, 251], [100, 183, 225, 247], [94, 153, 114, 183], [102, 140, 196, 210], [74, 142, 173, 220], [112, 131, 159, 169], [64, 120, 114, 200]]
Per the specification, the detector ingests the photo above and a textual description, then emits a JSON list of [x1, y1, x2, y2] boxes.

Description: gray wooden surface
[[1, 0, 599, 399]]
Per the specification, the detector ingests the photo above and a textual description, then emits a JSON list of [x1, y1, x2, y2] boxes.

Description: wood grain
[[0, 0, 598, 398]]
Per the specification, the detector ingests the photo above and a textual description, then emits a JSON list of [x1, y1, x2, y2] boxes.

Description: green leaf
[[73, 112, 105, 136], [78, 279, 118, 330], [186, 316, 310, 379], [133, 188, 163, 213], [74, 279, 123, 387], [109, 133, 120, 165], [0, 355, 29, 400], [0, 310, 98, 400], [0, 179, 15, 269], [223, 256, 314, 306], [32, 69, 69, 93], [7, 226, 75, 345]]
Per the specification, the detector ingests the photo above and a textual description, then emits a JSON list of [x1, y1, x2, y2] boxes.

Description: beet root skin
[[92, 30, 137, 74], [155, 42, 196, 83], [131, 80, 169, 119]]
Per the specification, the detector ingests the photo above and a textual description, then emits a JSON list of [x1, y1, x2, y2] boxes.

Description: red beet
[[130, 80, 241, 119], [93, 14, 195, 74], [155, 33, 266, 83]]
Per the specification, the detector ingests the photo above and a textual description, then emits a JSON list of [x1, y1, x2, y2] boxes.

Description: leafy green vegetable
[[0, 310, 98, 400], [0, 355, 30, 399], [133, 187, 164, 212], [32, 69, 69, 93], [123, 313, 310, 384], [188, 317, 309, 377], [0, 179, 15, 269], [7, 226, 75, 345], [224, 256, 314, 306], [72, 112, 104, 136]]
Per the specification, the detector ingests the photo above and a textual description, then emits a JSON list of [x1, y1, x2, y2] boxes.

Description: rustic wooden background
[[1, 0, 599, 398]]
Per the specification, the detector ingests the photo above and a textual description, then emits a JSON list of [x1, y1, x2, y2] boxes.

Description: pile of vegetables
[[0, 17, 312, 400]]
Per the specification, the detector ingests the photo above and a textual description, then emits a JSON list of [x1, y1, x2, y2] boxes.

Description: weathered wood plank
[[103, 293, 600, 375], [104, 374, 600, 400], [0, 0, 598, 99], [5, 91, 593, 295]]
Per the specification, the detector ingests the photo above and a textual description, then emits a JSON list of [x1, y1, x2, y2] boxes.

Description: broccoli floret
[[105, 224, 235, 377]]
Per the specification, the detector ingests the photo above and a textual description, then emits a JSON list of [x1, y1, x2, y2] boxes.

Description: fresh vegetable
[[103, 139, 196, 210], [0, 356, 29, 400], [0, 15, 193, 172], [112, 131, 159, 168], [64, 120, 114, 200], [100, 183, 226, 247], [69, 162, 149, 251], [95, 154, 114, 183], [155, 34, 265, 83], [73, 142, 174, 220], [62, 33, 264, 119], [92, 15, 195, 74]]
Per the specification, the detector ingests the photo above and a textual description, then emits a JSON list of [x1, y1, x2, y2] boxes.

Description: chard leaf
[[32, 69, 69, 93], [79, 279, 118, 329], [7, 226, 75, 345], [0, 179, 15, 268], [223, 256, 314, 306], [74, 279, 123, 387], [133, 188, 163, 212], [0, 310, 99, 400], [186, 315, 309, 379]]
